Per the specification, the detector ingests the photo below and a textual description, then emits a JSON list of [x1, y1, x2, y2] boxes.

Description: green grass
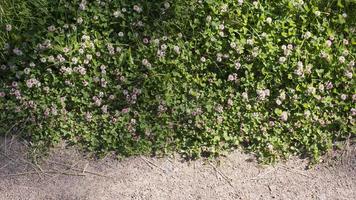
[[0, 0, 355, 163]]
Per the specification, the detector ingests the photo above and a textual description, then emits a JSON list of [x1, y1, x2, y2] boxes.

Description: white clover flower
[[315, 11, 321, 17], [304, 110, 311, 118], [161, 44, 167, 50], [142, 59, 149, 66], [307, 86, 316, 94], [287, 44, 293, 50], [279, 57, 287, 64], [230, 42, 237, 48], [351, 108, 356, 116], [279, 91, 286, 101], [342, 13, 348, 18], [219, 24, 225, 30], [113, 11, 121, 18], [78, 48, 84, 54], [353, 94, 356, 102], [227, 99, 233, 107], [242, 92, 248, 100], [86, 54, 92, 60], [348, 61, 355, 67], [264, 89, 270, 96], [343, 39, 349, 45], [345, 71, 353, 79], [137, 21, 144, 27], [157, 50, 165, 58], [221, 4, 228, 13], [63, 47, 70, 53], [47, 55, 55, 62], [13, 48, 23, 56], [228, 75, 235, 81], [133, 5, 142, 13], [206, 15, 212, 22], [200, 57, 206, 63], [305, 64, 312, 74], [57, 54, 65, 62], [341, 94, 347, 101], [281, 45, 287, 50], [280, 111, 288, 122], [5, 24, 12, 31], [77, 17, 83, 24], [164, 2, 170, 9], [81, 34, 90, 41], [217, 56, 222, 62], [303, 31, 312, 39], [48, 25, 56, 32], [118, 32, 124, 37], [71, 57, 78, 64], [257, 89, 268, 100], [238, 0, 244, 5], [85, 112, 92, 122], [3, 43, 10, 49], [24, 68, 30, 74], [297, 61, 303, 68], [325, 40, 332, 47], [71, 24, 77, 31], [261, 32, 267, 37], [246, 39, 254, 45], [12, 81, 18, 88], [173, 46, 180, 54], [235, 62, 241, 70], [320, 51, 328, 58], [253, 1, 258, 7], [342, 50, 349, 56], [318, 84, 325, 92], [338, 56, 345, 63], [266, 17, 272, 24], [143, 38, 149, 44], [325, 81, 333, 90], [101, 105, 108, 114], [79, 0, 87, 11]]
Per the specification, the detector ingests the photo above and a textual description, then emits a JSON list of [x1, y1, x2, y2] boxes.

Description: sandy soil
[[0, 136, 355, 200]]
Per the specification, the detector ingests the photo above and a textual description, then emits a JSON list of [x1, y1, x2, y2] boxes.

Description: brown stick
[[1, 170, 85, 177], [209, 162, 234, 188], [140, 156, 167, 173], [47, 160, 110, 178]]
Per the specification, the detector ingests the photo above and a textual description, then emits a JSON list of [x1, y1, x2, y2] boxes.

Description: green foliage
[[0, 0, 355, 163], [0, 0, 51, 58]]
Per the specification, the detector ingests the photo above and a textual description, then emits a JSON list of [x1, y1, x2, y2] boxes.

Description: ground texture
[[0, 136, 355, 200]]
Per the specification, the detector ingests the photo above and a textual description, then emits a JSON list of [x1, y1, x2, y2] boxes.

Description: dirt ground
[[0, 136, 355, 200]]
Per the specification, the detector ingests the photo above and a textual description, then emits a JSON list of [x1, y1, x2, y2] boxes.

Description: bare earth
[[0, 136, 355, 200]]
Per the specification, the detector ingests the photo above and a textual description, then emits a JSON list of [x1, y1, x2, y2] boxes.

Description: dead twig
[[279, 166, 313, 178], [247, 167, 277, 182], [82, 162, 89, 174], [1, 170, 85, 177], [46, 160, 110, 178], [209, 162, 234, 188], [140, 156, 167, 173]]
